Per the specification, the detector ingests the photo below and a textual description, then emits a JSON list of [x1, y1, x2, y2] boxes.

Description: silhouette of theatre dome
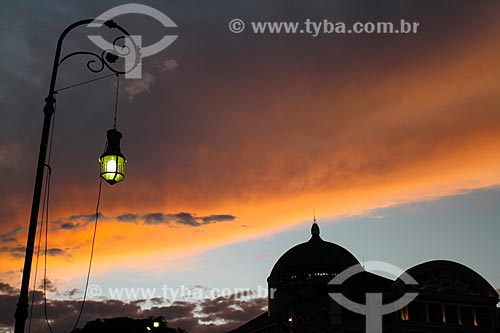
[[230, 224, 500, 333], [267, 223, 359, 316], [269, 223, 359, 281]]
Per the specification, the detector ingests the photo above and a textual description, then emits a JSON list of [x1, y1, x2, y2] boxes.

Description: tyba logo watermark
[[87, 3, 178, 79], [329, 261, 419, 333]]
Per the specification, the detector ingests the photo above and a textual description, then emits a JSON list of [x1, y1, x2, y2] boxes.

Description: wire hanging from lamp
[[74, 73, 125, 330]]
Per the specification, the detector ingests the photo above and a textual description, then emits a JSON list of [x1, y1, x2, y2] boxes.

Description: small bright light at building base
[[153, 322, 160, 328]]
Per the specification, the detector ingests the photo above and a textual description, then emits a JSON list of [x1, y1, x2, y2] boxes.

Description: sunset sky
[[1, 1, 500, 332]]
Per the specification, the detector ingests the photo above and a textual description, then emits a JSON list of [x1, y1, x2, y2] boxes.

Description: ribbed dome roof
[[269, 223, 359, 278]]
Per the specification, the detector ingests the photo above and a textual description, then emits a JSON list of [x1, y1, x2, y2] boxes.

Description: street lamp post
[[14, 19, 138, 333]]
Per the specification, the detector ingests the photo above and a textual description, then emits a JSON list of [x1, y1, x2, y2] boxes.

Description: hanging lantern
[[99, 129, 126, 185]]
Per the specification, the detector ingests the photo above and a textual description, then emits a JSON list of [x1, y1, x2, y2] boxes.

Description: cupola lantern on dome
[[311, 222, 320, 237]]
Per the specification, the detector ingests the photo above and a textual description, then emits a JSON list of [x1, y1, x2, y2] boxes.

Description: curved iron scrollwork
[[58, 33, 140, 75]]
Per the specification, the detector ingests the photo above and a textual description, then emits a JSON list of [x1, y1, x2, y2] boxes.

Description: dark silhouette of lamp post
[[14, 19, 139, 333]]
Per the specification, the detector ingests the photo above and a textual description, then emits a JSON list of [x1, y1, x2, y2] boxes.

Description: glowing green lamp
[[99, 129, 126, 185]]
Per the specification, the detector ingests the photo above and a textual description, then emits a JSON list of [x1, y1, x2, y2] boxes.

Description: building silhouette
[[229, 223, 500, 332]]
